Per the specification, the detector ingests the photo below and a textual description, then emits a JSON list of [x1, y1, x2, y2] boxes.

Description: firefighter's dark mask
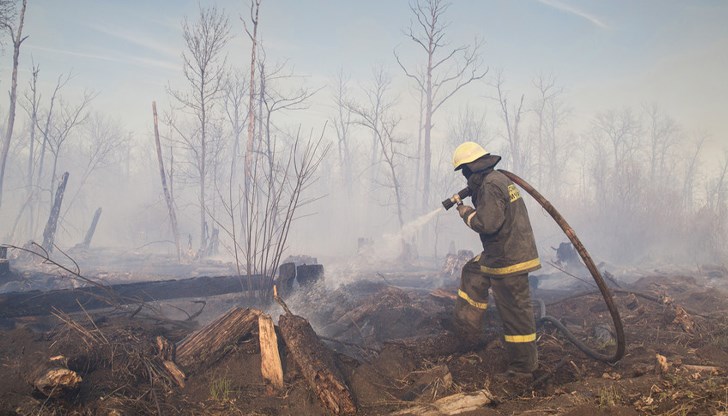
[[461, 165, 473, 179]]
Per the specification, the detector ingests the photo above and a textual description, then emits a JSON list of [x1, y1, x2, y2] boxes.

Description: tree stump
[[176, 307, 261, 372], [296, 264, 324, 286], [279, 313, 356, 415], [29, 364, 82, 398], [277, 262, 297, 296]]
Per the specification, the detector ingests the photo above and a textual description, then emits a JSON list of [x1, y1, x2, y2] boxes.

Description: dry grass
[[209, 376, 234, 401], [49, 310, 185, 414]]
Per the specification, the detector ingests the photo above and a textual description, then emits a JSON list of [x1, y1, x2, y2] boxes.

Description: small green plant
[[210, 377, 233, 401]]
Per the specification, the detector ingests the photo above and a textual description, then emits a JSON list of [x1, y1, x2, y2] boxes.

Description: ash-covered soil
[[0, 258, 726, 415]]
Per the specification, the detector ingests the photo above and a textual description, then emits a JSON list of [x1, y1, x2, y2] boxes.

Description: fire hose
[[443, 170, 625, 363]]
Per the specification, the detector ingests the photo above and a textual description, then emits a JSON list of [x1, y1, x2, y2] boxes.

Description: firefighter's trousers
[[454, 256, 538, 373]]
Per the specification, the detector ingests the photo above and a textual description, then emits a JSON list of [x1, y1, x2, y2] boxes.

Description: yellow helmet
[[452, 142, 489, 170]]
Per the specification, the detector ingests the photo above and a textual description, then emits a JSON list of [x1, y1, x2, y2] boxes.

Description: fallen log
[[176, 307, 261, 372], [0, 274, 271, 318], [392, 389, 494, 416], [163, 360, 186, 388], [279, 313, 356, 415], [259, 313, 283, 390]]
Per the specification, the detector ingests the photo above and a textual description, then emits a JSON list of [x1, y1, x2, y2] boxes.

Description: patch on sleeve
[[508, 184, 521, 202]]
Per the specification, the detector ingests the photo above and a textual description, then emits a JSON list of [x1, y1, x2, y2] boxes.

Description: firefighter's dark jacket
[[460, 155, 541, 277]]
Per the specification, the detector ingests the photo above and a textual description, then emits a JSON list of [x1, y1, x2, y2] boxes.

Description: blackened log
[[279, 313, 356, 415], [175, 307, 261, 372], [42, 171, 69, 253], [0, 274, 272, 318]]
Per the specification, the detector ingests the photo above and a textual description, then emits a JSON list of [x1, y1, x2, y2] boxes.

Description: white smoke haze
[[0, 1, 726, 287]]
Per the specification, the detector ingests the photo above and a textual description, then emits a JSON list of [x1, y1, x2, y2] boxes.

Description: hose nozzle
[[442, 187, 473, 210]]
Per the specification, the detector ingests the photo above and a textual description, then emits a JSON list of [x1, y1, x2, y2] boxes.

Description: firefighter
[[450, 141, 541, 376]]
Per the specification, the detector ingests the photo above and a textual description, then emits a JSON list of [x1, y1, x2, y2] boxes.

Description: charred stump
[[156, 336, 185, 388], [296, 264, 324, 286], [76, 207, 102, 249], [175, 307, 261, 372], [0, 246, 8, 277], [279, 313, 356, 415], [277, 262, 297, 296], [29, 361, 82, 398]]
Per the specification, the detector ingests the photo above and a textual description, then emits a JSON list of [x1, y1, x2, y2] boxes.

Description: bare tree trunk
[[153, 102, 181, 260], [414, 89, 423, 203], [682, 134, 706, 212], [396, 0, 486, 211], [244, 0, 261, 188], [25, 65, 40, 237], [42, 172, 69, 253], [423, 51, 433, 209], [332, 69, 353, 197], [493, 74, 527, 174], [0, 0, 28, 209]]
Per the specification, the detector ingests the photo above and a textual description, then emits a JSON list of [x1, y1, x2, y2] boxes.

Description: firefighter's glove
[[456, 204, 474, 219]]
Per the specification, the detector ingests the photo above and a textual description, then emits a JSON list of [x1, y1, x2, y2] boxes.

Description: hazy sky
[[2, 0, 727, 154], [1, 0, 726, 260]]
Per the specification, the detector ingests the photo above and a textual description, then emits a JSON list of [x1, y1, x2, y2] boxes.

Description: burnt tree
[[77, 207, 102, 249], [395, 0, 486, 210], [168, 5, 231, 256], [42, 171, 69, 253], [153, 101, 181, 260], [0, 0, 27, 209]]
